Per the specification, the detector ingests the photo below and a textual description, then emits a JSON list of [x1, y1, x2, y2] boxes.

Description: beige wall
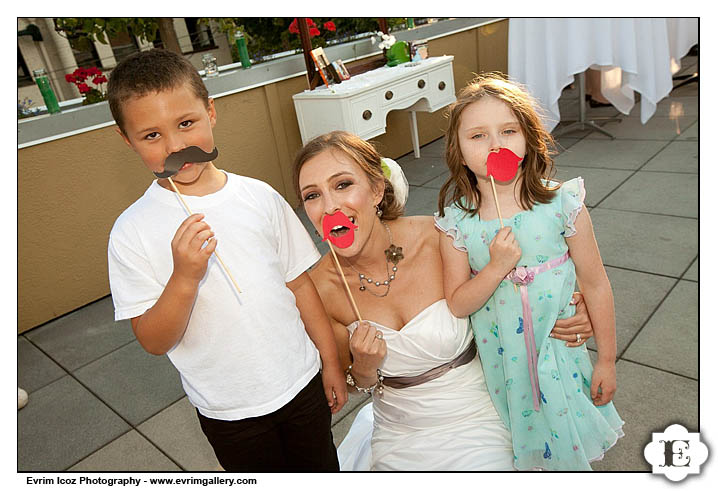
[[17, 19, 508, 333]]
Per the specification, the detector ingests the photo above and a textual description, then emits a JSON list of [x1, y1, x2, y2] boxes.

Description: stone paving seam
[[595, 208, 698, 221], [614, 358, 699, 383], [589, 143, 676, 210], [59, 338, 139, 374], [132, 426, 192, 471], [63, 428, 136, 471], [601, 264, 690, 281], [130, 394, 188, 427], [616, 277, 681, 360], [18, 335, 72, 394]]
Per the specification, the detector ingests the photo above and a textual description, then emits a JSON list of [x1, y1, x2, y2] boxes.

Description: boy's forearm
[[133, 273, 199, 355], [448, 263, 505, 318], [290, 274, 341, 369]]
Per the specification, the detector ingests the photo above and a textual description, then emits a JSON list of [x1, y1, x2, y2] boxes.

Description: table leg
[[555, 71, 621, 139], [409, 111, 421, 158]]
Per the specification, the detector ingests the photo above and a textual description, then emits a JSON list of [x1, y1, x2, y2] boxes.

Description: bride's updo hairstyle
[[293, 131, 404, 221]]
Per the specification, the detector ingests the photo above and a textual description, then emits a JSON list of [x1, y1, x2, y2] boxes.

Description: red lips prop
[[486, 148, 523, 182], [322, 211, 358, 249]]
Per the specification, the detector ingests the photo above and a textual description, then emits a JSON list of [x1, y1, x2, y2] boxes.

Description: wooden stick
[[167, 177, 242, 295], [327, 241, 363, 323], [489, 175, 517, 292], [489, 175, 504, 228]]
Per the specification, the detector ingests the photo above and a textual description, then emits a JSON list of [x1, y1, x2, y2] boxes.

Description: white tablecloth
[[508, 18, 697, 131]]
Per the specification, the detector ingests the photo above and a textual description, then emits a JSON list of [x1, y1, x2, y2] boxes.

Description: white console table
[[293, 56, 456, 158]]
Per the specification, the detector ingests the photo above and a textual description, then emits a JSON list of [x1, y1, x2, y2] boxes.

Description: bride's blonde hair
[[293, 131, 404, 221]]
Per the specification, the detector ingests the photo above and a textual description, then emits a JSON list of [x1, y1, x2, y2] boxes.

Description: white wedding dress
[[338, 299, 515, 471]]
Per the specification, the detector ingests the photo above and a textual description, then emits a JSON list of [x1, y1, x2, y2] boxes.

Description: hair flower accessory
[[380, 157, 409, 207]]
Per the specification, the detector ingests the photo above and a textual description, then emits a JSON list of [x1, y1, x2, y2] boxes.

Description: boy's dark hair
[[107, 49, 209, 134]]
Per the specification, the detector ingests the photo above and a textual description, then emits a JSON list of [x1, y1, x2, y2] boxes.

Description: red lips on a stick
[[321, 211, 363, 322], [486, 147, 523, 182], [322, 211, 358, 249]]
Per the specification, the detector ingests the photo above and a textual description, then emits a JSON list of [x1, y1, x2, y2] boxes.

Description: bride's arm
[[309, 265, 386, 391]]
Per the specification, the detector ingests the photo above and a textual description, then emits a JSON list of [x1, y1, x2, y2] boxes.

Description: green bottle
[[234, 32, 251, 69], [33, 68, 61, 114]]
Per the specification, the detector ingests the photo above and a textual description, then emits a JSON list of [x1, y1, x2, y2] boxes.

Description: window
[[185, 18, 216, 51], [18, 47, 33, 87], [70, 40, 102, 69], [109, 28, 140, 64]]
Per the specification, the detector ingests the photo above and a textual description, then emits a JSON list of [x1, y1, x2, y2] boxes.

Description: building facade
[[18, 18, 233, 109]]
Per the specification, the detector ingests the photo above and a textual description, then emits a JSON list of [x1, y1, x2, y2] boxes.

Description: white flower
[[374, 31, 396, 50]]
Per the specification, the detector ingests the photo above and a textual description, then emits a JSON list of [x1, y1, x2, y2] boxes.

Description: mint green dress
[[434, 178, 624, 470]]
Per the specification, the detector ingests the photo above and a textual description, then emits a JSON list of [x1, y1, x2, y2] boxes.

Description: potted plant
[[65, 67, 107, 105]]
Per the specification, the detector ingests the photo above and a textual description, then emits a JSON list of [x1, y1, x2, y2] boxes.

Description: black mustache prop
[[153, 146, 219, 178]]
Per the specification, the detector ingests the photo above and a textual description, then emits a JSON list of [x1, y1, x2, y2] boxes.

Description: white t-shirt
[[108, 172, 321, 420]]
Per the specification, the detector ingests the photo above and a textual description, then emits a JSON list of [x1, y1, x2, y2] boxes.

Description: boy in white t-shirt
[[106, 49, 347, 471]]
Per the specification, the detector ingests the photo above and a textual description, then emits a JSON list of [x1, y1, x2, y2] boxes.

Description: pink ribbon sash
[[505, 251, 570, 411]]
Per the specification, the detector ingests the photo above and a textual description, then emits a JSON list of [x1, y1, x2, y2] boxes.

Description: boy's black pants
[[197, 371, 339, 472]]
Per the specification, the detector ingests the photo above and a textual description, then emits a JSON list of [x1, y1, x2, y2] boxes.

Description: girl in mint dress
[[435, 74, 624, 470]]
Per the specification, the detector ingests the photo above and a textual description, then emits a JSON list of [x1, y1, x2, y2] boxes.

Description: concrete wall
[[17, 19, 508, 333]]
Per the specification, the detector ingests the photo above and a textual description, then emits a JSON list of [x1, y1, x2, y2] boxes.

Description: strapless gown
[[338, 300, 515, 471]]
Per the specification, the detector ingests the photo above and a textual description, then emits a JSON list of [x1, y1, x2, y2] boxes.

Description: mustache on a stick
[[153, 146, 219, 178]]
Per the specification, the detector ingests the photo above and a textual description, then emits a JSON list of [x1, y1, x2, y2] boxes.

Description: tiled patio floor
[[18, 55, 698, 472]]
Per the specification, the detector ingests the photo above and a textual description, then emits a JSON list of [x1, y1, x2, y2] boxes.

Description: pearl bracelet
[[345, 365, 384, 396]]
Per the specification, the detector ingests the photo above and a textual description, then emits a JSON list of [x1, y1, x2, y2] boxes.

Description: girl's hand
[[590, 359, 617, 406], [488, 226, 522, 276], [551, 292, 595, 346], [349, 321, 387, 376]]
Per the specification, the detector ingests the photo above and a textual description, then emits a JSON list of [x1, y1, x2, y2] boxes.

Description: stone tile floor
[[17, 56, 698, 473]]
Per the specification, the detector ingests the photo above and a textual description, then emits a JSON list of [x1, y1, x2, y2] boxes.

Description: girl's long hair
[[438, 73, 559, 217]]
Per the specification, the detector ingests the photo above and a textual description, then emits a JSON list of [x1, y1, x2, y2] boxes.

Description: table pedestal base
[[554, 72, 621, 140]]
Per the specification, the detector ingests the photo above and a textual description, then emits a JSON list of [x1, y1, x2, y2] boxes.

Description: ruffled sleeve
[[434, 206, 468, 252], [560, 177, 586, 237]]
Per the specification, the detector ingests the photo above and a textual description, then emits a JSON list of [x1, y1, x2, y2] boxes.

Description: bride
[[294, 131, 593, 471]]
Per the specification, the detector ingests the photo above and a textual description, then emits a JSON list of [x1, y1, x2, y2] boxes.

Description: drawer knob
[[385, 90, 393, 100], [363, 110, 372, 120], [418, 79, 426, 89], [439, 81, 446, 90]]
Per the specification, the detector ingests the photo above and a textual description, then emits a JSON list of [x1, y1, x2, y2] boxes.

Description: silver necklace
[[347, 221, 404, 298]]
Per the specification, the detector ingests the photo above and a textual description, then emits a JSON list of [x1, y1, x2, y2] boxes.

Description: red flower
[[289, 18, 319, 35], [65, 74, 76, 83], [93, 75, 108, 85], [288, 18, 299, 34], [77, 83, 91, 94], [324, 21, 336, 32]]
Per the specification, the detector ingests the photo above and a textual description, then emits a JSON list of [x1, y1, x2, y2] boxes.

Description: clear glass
[[202, 53, 218, 78]]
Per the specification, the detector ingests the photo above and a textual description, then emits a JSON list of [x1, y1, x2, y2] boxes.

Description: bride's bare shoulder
[[395, 215, 439, 239]]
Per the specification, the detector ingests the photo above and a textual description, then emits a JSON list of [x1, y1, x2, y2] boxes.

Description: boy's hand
[[321, 364, 348, 414], [171, 213, 217, 284], [488, 226, 522, 276], [590, 360, 617, 406]]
